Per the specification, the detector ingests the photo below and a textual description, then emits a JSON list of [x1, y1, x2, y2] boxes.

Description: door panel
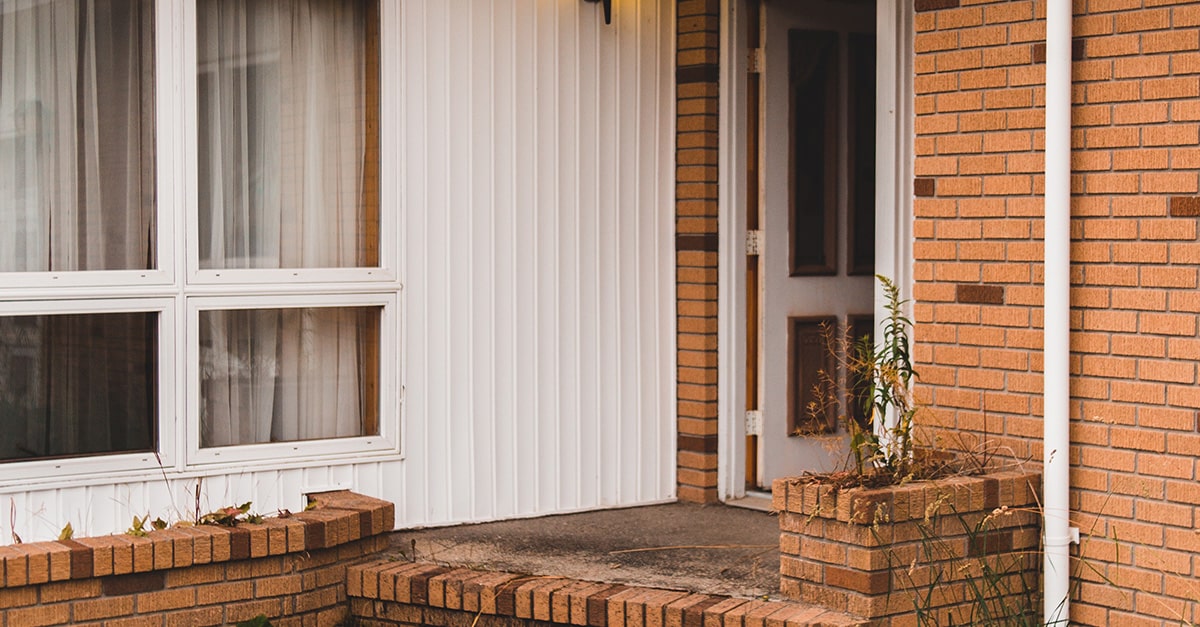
[[756, 0, 876, 487]]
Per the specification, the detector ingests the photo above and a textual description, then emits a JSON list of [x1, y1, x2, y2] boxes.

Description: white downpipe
[[1043, 0, 1073, 624]]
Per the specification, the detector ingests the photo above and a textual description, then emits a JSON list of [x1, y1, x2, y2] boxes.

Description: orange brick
[[23, 545, 50, 585], [1086, 33, 1140, 57], [1113, 148, 1168, 171], [256, 574, 303, 598], [1144, 172, 1200, 194], [1142, 268, 1198, 290], [1086, 173, 1140, 194], [915, 31, 959, 53], [1112, 381, 1166, 404], [8, 603, 70, 627], [0, 587, 36, 610], [915, 73, 959, 95], [197, 581, 253, 606], [1137, 500, 1195, 527], [938, 177, 983, 196], [74, 596, 135, 621], [960, 25, 1008, 48], [137, 588, 196, 613], [225, 599, 285, 624], [1144, 29, 1200, 54], [39, 580, 101, 603], [1144, 77, 1200, 100], [1114, 54, 1171, 79], [165, 607, 225, 627], [937, 91, 984, 112]]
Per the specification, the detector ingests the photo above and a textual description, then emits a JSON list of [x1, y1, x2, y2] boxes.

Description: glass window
[[195, 0, 380, 270], [199, 306, 381, 448], [0, 312, 157, 462], [0, 0, 395, 475], [0, 0, 156, 273]]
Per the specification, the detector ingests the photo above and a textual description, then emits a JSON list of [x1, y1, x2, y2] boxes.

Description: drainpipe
[[1043, 0, 1073, 624]]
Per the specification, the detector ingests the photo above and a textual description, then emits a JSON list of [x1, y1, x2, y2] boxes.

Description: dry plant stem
[[806, 275, 921, 486]]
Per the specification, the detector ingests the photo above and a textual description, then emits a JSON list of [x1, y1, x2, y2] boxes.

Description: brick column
[[676, 0, 721, 503]]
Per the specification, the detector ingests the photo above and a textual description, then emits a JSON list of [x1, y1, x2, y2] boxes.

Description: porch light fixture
[[584, 0, 611, 24]]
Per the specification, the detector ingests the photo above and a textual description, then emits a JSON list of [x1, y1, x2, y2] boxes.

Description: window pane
[[847, 32, 876, 276], [196, 0, 381, 270], [788, 29, 838, 276], [0, 0, 156, 272], [199, 306, 381, 447], [0, 313, 157, 462]]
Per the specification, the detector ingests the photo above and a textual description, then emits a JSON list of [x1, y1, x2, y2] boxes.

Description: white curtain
[[197, 0, 373, 270], [0, 0, 155, 461], [0, 0, 154, 272], [196, 0, 378, 448], [200, 307, 375, 448]]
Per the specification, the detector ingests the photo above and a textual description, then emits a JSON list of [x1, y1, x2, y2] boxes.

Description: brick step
[[348, 560, 868, 627]]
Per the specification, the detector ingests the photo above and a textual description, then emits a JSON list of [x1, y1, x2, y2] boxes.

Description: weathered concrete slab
[[387, 502, 783, 599]]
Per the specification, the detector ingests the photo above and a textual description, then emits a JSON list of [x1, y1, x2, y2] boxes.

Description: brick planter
[[0, 490, 393, 626], [773, 469, 1042, 626]]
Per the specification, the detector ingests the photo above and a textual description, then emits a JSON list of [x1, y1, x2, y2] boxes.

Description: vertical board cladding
[[913, 0, 1200, 624], [675, 0, 721, 503], [0, 0, 675, 542], [397, 0, 677, 523]]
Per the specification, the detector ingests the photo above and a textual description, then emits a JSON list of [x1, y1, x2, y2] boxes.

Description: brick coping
[[0, 490, 394, 588], [348, 560, 869, 627], [771, 468, 1042, 525]]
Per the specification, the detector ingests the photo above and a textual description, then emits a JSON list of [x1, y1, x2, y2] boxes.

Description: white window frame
[[179, 0, 400, 287], [177, 0, 402, 466], [0, 298, 177, 486], [0, 0, 404, 484], [185, 292, 400, 465], [0, 0, 177, 291]]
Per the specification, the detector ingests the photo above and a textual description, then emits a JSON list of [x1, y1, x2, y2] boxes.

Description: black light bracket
[[583, 0, 612, 24]]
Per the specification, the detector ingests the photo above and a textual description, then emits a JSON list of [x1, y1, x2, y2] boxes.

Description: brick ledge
[[348, 561, 868, 627], [772, 468, 1041, 525], [0, 490, 393, 588]]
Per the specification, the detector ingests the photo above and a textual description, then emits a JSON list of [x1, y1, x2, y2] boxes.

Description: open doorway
[[723, 0, 913, 495]]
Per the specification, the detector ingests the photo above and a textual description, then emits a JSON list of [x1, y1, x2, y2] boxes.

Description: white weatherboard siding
[[398, 0, 676, 525], [3, 0, 675, 542]]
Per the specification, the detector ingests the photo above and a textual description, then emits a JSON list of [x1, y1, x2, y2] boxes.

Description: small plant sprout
[[808, 274, 924, 485], [127, 514, 151, 537], [850, 275, 918, 480], [199, 502, 253, 527]]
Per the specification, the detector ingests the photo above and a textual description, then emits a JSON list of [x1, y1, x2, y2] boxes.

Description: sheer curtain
[[0, 0, 154, 273], [200, 307, 378, 448], [0, 0, 156, 462], [197, 0, 374, 270], [196, 0, 379, 448]]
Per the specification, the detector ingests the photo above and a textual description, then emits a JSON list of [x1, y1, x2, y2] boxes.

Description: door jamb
[[716, 0, 914, 501], [716, 0, 750, 501]]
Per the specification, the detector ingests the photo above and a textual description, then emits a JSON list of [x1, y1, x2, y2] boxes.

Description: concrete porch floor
[[385, 502, 783, 600]]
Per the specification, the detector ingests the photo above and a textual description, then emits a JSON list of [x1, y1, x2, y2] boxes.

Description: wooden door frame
[[715, 0, 915, 501]]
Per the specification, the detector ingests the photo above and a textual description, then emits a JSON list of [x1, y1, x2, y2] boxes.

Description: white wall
[[2, 0, 676, 541], [396, 0, 677, 525]]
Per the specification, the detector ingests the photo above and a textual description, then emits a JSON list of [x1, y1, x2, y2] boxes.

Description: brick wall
[[774, 470, 1042, 625], [912, 0, 1200, 624], [0, 491, 392, 626], [676, 0, 722, 503], [347, 561, 866, 627]]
